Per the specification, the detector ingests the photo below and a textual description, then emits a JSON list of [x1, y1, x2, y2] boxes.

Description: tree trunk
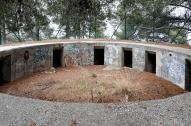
[[125, 12, 127, 40], [89, 24, 91, 39], [0, 29, 2, 45], [65, 21, 70, 39], [2, 22, 6, 44], [35, 0, 40, 41], [35, 26, 40, 41], [94, 17, 97, 39], [152, 0, 155, 42]]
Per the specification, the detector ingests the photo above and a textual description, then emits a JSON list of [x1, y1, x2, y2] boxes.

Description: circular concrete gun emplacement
[[0, 40, 190, 103]]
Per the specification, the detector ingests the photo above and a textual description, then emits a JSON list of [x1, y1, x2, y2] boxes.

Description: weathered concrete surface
[[11, 47, 35, 80], [158, 51, 186, 88], [105, 44, 123, 67], [33, 46, 52, 72], [133, 48, 146, 71], [11, 46, 53, 81], [0, 92, 191, 126], [63, 43, 94, 67]]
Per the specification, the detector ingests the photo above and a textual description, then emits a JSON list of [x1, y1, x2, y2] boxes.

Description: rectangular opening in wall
[[185, 59, 191, 91], [123, 48, 132, 68], [0, 56, 11, 85], [53, 49, 62, 68], [94, 46, 104, 65], [145, 51, 156, 73]]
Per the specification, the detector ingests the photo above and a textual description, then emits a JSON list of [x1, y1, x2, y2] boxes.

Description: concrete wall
[[11, 47, 35, 80], [0, 41, 190, 89], [105, 44, 123, 67], [63, 43, 94, 67], [132, 48, 146, 71], [157, 50, 186, 88], [104, 44, 190, 89], [11, 46, 53, 81], [33, 46, 53, 72]]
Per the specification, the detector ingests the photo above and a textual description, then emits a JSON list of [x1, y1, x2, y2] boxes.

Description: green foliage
[[47, 0, 114, 39], [0, 0, 50, 42], [169, 30, 188, 44], [0, 0, 190, 44], [115, 0, 190, 44]]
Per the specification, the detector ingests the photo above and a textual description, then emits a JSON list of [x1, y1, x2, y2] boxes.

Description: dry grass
[[114, 77, 137, 94], [91, 72, 97, 78], [69, 120, 77, 126], [0, 66, 185, 103], [113, 69, 144, 95]]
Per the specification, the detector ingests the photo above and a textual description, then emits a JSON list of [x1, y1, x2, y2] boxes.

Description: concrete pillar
[[132, 48, 145, 71], [104, 45, 123, 67]]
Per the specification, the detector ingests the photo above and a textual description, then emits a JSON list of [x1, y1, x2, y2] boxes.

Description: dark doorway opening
[[53, 49, 62, 68], [145, 51, 156, 73], [0, 56, 11, 85], [94, 47, 104, 65], [185, 59, 191, 91], [123, 49, 132, 68]]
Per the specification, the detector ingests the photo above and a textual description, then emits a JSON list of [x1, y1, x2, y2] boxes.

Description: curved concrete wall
[[0, 40, 191, 89]]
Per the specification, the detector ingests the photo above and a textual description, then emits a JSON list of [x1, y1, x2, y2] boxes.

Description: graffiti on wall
[[34, 47, 52, 63], [64, 44, 94, 67], [105, 45, 119, 66], [11, 49, 34, 80], [160, 53, 185, 86]]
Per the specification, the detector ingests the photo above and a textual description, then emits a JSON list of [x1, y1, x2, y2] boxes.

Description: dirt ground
[[0, 66, 186, 103]]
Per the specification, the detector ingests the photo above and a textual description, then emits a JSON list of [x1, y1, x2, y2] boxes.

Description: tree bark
[[2, 21, 6, 44], [0, 29, 2, 45], [35, 25, 40, 41]]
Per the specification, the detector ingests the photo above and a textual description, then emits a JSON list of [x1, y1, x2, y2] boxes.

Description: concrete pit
[[0, 40, 190, 103], [0, 40, 191, 126]]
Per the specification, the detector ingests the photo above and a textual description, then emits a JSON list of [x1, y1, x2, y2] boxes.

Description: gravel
[[0, 93, 191, 126]]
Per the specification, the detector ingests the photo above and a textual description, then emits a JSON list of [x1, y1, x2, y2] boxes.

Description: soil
[[0, 66, 186, 103]]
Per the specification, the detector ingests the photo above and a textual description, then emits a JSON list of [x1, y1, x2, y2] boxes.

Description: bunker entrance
[[0, 56, 11, 85], [94, 47, 104, 65], [53, 49, 62, 68], [123, 49, 132, 68], [185, 59, 191, 91], [145, 51, 156, 73]]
